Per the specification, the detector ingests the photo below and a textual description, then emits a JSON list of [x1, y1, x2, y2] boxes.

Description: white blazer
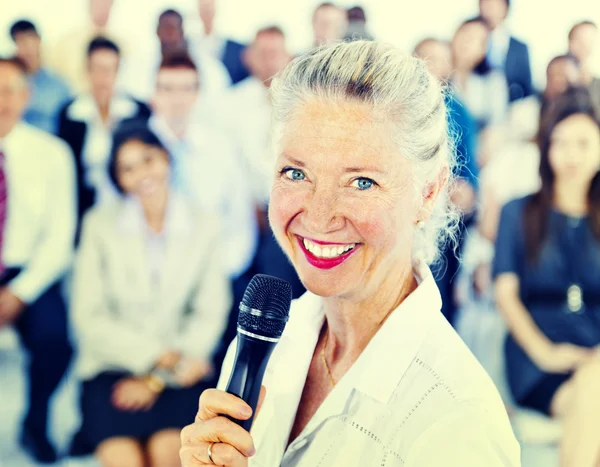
[[218, 260, 520, 466], [72, 192, 232, 380]]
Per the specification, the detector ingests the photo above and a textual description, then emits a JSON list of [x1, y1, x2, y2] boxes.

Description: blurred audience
[[344, 6, 374, 41], [494, 88, 600, 467], [57, 37, 151, 238], [415, 37, 479, 324], [195, 0, 250, 84], [478, 0, 534, 101], [568, 20, 600, 112], [121, 8, 230, 102], [0, 57, 76, 464], [49, 0, 127, 93], [70, 123, 230, 466], [147, 54, 256, 280], [311, 2, 348, 47], [9, 20, 71, 134], [506, 54, 581, 144], [451, 17, 509, 131]]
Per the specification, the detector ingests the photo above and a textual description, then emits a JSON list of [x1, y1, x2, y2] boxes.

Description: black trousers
[[3, 269, 73, 437]]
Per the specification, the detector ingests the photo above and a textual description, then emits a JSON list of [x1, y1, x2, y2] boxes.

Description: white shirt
[[149, 115, 257, 278], [67, 93, 141, 205], [218, 261, 521, 466], [224, 77, 274, 206], [488, 26, 512, 70], [1, 123, 76, 303], [193, 33, 226, 61]]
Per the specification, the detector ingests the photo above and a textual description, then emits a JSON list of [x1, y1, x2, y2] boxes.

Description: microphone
[[225, 274, 293, 431]]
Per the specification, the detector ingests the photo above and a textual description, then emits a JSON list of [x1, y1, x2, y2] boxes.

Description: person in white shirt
[[0, 57, 76, 464], [180, 41, 521, 467], [70, 123, 231, 467], [147, 54, 256, 281], [119, 9, 230, 104]]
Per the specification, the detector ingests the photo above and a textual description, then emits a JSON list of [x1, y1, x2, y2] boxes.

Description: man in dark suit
[[57, 37, 150, 241], [196, 0, 250, 84], [479, 0, 534, 102]]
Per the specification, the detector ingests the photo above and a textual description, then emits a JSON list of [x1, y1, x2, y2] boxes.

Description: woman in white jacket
[[70, 122, 231, 467]]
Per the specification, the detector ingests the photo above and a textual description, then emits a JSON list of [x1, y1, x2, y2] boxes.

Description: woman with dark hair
[[70, 123, 231, 467], [494, 87, 600, 467], [451, 17, 508, 130]]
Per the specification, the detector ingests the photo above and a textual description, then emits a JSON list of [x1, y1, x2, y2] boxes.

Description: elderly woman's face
[[269, 99, 421, 299]]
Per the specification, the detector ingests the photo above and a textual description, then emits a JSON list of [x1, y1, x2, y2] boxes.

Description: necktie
[[0, 150, 7, 273]]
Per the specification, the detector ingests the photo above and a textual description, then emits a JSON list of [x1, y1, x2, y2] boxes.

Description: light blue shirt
[[23, 68, 71, 135], [149, 115, 258, 279]]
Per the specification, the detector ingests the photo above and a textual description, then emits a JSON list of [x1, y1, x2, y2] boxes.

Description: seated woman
[[180, 40, 519, 466], [494, 87, 600, 467], [70, 123, 231, 467]]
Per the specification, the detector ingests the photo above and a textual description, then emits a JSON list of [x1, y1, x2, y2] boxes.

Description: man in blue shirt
[[10, 20, 71, 134]]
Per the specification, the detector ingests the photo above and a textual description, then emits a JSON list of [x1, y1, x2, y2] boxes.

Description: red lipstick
[[297, 236, 358, 270]]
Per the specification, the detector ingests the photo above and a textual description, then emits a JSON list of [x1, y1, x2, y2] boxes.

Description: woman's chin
[[296, 272, 353, 298]]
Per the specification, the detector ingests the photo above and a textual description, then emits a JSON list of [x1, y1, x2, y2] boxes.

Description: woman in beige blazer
[[69, 122, 231, 467]]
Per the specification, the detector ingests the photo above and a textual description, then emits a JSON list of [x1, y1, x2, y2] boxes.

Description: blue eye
[[283, 168, 306, 181], [352, 177, 375, 190]]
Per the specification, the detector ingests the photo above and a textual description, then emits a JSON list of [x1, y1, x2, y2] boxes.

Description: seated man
[[0, 57, 76, 464], [9, 20, 71, 134]]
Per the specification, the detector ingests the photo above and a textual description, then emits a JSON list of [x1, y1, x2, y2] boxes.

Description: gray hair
[[269, 40, 460, 265]]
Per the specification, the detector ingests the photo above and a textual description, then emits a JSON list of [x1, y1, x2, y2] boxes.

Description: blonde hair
[[269, 40, 460, 264]]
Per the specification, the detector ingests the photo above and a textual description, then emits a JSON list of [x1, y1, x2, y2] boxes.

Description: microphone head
[[238, 274, 293, 340]]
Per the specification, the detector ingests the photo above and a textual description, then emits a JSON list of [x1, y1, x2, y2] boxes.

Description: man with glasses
[[148, 54, 257, 282]]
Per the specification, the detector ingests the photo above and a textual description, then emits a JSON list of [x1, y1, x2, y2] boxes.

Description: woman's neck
[[140, 188, 169, 233], [554, 180, 589, 216], [322, 261, 417, 363]]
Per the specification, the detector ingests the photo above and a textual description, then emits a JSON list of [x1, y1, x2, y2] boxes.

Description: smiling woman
[[180, 40, 520, 467]]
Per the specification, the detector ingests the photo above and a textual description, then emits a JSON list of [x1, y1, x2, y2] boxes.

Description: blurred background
[[0, 0, 599, 466]]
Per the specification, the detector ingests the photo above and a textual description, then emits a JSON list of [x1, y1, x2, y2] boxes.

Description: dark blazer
[[504, 37, 534, 102], [57, 95, 151, 241], [221, 39, 250, 85]]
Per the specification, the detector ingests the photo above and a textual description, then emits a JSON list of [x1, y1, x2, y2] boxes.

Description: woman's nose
[[303, 188, 345, 234]]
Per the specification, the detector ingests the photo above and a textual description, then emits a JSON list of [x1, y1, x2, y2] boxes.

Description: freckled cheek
[[346, 203, 397, 250], [268, 185, 306, 241]]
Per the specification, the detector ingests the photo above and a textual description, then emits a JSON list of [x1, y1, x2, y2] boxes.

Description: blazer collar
[[67, 93, 139, 123]]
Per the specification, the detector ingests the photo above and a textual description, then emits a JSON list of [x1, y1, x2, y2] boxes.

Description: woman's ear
[[417, 165, 450, 223]]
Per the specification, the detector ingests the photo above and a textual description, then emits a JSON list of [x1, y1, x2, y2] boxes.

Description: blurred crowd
[[0, 0, 599, 465]]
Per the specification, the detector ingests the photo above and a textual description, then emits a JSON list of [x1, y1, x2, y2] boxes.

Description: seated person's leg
[[147, 429, 182, 467], [13, 282, 72, 460], [96, 437, 145, 467]]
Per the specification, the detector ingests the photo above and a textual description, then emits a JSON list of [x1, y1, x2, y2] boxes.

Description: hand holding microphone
[[180, 275, 292, 466]]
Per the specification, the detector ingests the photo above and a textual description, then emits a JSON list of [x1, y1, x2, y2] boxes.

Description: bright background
[[1, 0, 599, 89]]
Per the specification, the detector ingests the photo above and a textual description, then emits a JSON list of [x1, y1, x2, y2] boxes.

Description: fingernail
[[249, 445, 256, 456], [240, 405, 252, 417]]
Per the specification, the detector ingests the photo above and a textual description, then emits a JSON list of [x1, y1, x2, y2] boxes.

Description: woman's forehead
[[280, 99, 399, 165]]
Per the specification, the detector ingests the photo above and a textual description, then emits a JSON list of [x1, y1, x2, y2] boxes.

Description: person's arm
[[405, 403, 521, 466], [173, 220, 233, 362], [8, 141, 76, 303], [71, 211, 165, 374]]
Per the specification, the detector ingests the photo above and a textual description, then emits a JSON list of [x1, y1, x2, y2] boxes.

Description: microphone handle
[[224, 333, 276, 431]]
